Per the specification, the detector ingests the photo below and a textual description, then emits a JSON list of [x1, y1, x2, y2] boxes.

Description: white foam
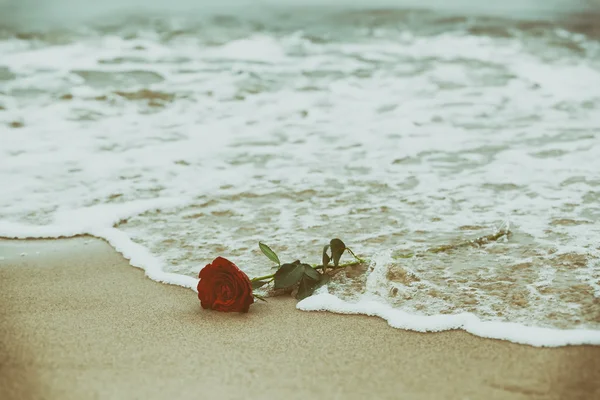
[[1, 10, 600, 346], [297, 293, 600, 347], [208, 36, 288, 62], [0, 198, 186, 239], [97, 227, 199, 289], [0, 221, 199, 290], [0, 198, 199, 290]]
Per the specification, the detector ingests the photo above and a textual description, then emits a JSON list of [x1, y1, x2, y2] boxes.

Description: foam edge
[[297, 293, 600, 347]]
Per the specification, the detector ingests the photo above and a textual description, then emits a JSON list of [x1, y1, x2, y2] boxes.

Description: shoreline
[[4, 232, 598, 348], [1, 237, 599, 399]]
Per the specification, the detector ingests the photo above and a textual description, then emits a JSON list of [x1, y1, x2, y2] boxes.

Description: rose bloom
[[197, 256, 254, 313]]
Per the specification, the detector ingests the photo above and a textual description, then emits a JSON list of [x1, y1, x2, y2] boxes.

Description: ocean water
[[1, 1, 600, 346]]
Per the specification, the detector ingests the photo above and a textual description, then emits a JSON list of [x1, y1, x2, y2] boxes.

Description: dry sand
[[1, 237, 599, 400]]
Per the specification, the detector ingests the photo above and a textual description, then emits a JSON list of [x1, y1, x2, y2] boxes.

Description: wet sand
[[1, 237, 599, 400]]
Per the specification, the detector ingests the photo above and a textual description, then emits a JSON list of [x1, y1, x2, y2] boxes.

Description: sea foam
[[297, 293, 600, 347], [1, 7, 600, 347]]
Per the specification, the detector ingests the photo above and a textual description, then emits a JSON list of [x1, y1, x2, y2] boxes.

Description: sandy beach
[[1, 237, 599, 400]]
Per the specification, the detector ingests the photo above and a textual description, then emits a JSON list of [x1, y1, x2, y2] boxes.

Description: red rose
[[197, 256, 254, 313]]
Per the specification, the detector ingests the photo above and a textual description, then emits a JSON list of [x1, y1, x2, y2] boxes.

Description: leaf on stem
[[319, 274, 331, 287], [296, 273, 330, 300], [259, 242, 280, 266], [251, 280, 269, 290], [330, 238, 346, 267], [273, 263, 305, 289], [322, 245, 330, 269], [303, 264, 321, 281], [296, 276, 318, 300]]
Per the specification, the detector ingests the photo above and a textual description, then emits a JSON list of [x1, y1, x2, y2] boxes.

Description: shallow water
[[1, 5, 599, 340]]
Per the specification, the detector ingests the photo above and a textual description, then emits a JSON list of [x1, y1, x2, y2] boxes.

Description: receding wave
[[1, 2, 599, 346]]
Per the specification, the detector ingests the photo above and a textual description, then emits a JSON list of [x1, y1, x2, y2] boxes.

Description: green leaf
[[251, 280, 269, 290], [318, 274, 331, 291], [330, 238, 346, 267], [273, 263, 305, 290], [253, 294, 268, 302], [296, 273, 330, 300], [303, 264, 321, 281], [322, 245, 330, 267], [296, 276, 320, 300], [259, 242, 280, 266]]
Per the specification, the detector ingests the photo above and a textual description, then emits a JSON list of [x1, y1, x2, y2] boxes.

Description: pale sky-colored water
[[1, 4, 599, 337]]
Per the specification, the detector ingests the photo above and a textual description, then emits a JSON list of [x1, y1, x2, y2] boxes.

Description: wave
[[4, 218, 600, 347], [298, 293, 600, 347], [1, 0, 599, 29], [2, 0, 600, 348]]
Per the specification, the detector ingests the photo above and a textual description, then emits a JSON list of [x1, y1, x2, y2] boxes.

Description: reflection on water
[[0, 8, 599, 329]]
